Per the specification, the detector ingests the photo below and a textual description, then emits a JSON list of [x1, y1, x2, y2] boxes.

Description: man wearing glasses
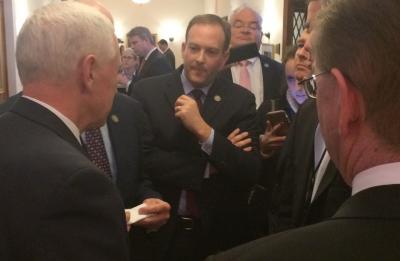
[[223, 4, 284, 110], [269, 0, 350, 234], [207, 0, 400, 259]]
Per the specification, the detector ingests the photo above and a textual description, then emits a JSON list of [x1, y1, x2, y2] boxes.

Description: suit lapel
[[259, 55, 279, 100], [11, 97, 85, 155], [313, 160, 337, 201], [164, 70, 185, 110], [202, 77, 226, 123]]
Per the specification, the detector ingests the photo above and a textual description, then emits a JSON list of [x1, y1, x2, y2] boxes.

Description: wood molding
[[0, 0, 8, 102]]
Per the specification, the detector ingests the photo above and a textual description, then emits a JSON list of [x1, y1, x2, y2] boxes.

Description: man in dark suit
[[0, 2, 129, 260], [270, 99, 350, 232], [207, 0, 400, 260], [219, 4, 286, 238], [158, 39, 176, 69], [127, 26, 173, 95], [269, 0, 350, 234], [131, 14, 260, 261]]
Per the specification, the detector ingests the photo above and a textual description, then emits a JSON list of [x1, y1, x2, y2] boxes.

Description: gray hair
[[126, 26, 155, 45], [313, 0, 400, 148], [229, 4, 263, 28], [16, 1, 117, 85]]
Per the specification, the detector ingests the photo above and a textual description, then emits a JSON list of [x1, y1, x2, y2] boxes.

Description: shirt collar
[[352, 162, 400, 195], [180, 69, 212, 95], [144, 47, 157, 61], [22, 95, 81, 144]]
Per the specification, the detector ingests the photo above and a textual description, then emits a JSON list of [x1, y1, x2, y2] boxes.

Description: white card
[[126, 203, 150, 224]]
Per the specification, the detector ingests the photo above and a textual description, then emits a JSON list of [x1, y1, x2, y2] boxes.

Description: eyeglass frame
[[231, 20, 261, 31], [298, 71, 329, 99]]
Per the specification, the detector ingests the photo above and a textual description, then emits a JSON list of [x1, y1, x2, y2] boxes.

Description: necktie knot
[[190, 89, 204, 112], [239, 60, 251, 67], [190, 89, 204, 101]]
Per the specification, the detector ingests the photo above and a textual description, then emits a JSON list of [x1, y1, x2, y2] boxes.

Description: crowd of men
[[1, 0, 400, 260]]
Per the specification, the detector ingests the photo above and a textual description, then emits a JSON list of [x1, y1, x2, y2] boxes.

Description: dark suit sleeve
[[33, 168, 129, 261], [148, 56, 173, 78], [208, 93, 261, 186], [134, 103, 163, 201], [139, 114, 207, 191]]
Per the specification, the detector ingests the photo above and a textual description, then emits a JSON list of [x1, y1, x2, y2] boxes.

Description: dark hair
[[127, 26, 155, 45], [282, 45, 297, 64], [158, 39, 168, 45], [185, 14, 231, 51]]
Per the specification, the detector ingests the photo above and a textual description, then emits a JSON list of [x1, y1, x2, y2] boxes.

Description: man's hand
[[116, 73, 129, 87], [228, 128, 252, 152], [134, 198, 171, 231], [175, 95, 211, 141], [259, 121, 287, 159]]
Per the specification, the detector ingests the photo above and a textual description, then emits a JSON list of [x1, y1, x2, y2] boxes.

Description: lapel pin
[[111, 114, 119, 123], [263, 63, 270, 68], [214, 95, 222, 102]]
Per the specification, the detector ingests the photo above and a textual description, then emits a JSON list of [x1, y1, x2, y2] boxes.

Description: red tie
[[84, 128, 112, 179], [179, 89, 204, 218]]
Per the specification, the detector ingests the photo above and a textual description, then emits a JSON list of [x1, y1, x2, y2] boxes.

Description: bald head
[[77, 0, 114, 24]]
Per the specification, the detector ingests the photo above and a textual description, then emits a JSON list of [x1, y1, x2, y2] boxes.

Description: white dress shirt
[[352, 162, 400, 195]]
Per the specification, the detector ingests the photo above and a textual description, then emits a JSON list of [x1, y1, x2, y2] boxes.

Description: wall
[[5, 0, 56, 95]]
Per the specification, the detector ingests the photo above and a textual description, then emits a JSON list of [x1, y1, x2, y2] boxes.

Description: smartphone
[[266, 110, 290, 136]]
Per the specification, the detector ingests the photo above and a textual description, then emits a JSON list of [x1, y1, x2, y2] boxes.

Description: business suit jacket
[[127, 48, 173, 95], [163, 48, 175, 69], [107, 93, 161, 208], [131, 69, 260, 255], [207, 185, 400, 261], [270, 99, 350, 233], [0, 97, 129, 261]]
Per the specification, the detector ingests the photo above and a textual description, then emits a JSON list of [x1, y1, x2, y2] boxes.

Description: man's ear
[[331, 68, 363, 137], [80, 54, 96, 93], [219, 49, 230, 70]]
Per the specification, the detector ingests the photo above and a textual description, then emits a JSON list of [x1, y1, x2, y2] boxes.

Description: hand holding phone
[[265, 110, 290, 136]]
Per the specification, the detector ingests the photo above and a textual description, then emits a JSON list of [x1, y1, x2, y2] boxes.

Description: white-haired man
[[0, 2, 129, 260]]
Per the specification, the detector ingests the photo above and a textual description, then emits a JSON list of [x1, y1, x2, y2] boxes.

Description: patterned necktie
[[84, 128, 112, 179], [179, 89, 205, 218], [238, 60, 251, 91]]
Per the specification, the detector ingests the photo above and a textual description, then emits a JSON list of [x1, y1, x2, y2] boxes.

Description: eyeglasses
[[298, 71, 329, 99], [232, 21, 261, 31], [122, 56, 137, 60]]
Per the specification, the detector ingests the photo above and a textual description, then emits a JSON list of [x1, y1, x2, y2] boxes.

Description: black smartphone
[[266, 110, 290, 136]]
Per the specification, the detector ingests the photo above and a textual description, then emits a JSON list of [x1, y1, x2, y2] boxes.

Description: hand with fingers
[[228, 128, 253, 152], [174, 94, 212, 142], [259, 121, 287, 159], [134, 198, 171, 232]]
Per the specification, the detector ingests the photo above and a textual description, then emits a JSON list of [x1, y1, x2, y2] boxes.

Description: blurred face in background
[[230, 8, 262, 48], [286, 58, 307, 104], [121, 48, 139, 71], [294, 30, 312, 81]]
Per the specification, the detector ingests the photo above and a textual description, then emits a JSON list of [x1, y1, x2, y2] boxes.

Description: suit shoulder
[[259, 55, 283, 70], [217, 76, 254, 100], [133, 72, 175, 92]]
